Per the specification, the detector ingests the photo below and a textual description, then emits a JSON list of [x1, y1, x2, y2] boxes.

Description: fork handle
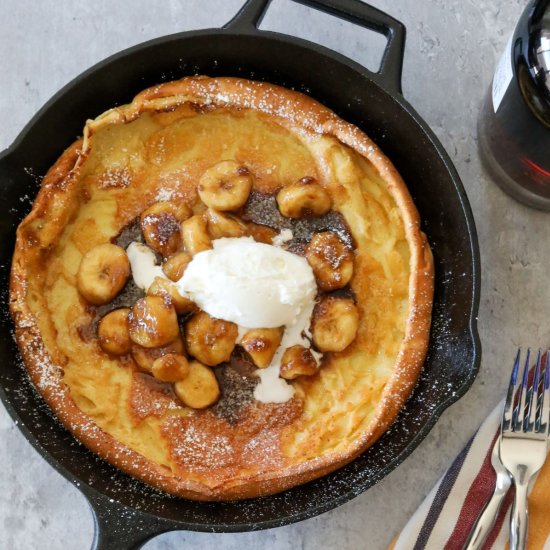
[[510, 481, 529, 550], [464, 475, 510, 550]]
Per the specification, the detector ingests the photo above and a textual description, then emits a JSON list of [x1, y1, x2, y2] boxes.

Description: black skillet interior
[[0, 0, 481, 548]]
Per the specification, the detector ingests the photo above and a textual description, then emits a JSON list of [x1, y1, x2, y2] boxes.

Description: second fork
[[499, 349, 550, 550]]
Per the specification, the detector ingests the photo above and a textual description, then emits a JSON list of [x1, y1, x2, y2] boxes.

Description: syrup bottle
[[478, 0, 550, 210]]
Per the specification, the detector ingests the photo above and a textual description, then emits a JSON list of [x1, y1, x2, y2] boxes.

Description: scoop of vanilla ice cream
[[175, 237, 316, 328]]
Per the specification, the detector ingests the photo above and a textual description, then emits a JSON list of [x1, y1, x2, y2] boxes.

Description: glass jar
[[478, 0, 550, 210]]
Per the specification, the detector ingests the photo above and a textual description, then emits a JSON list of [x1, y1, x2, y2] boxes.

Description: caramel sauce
[[113, 217, 143, 249], [76, 321, 97, 343], [95, 280, 144, 318], [211, 348, 258, 424], [242, 191, 355, 251], [129, 372, 178, 423]]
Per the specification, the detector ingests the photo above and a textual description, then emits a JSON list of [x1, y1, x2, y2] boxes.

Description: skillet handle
[[85, 491, 175, 550], [224, 0, 405, 94]]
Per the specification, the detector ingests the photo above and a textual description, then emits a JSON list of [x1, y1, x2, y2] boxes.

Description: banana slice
[[206, 208, 248, 239], [280, 345, 319, 379], [240, 327, 284, 368], [97, 308, 131, 355], [128, 296, 180, 348], [185, 311, 238, 366], [181, 215, 212, 256], [140, 201, 191, 257], [312, 296, 359, 352], [276, 177, 331, 218], [174, 360, 220, 409], [147, 276, 197, 315], [151, 353, 190, 382], [131, 336, 185, 372], [305, 231, 354, 291], [198, 160, 253, 211], [246, 222, 278, 244], [77, 243, 130, 305], [162, 252, 192, 282]]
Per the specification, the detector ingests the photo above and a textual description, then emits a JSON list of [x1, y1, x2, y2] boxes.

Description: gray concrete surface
[[1, 1, 547, 549]]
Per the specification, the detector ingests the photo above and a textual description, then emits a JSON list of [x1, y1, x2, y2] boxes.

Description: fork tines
[[503, 348, 550, 435]]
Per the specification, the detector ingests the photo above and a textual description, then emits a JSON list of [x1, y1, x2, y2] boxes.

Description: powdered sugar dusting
[[98, 167, 133, 189], [14, 313, 65, 396], [155, 187, 177, 202], [174, 423, 234, 471]]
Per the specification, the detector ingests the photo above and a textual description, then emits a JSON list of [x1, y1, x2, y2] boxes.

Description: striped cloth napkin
[[389, 402, 550, 550]]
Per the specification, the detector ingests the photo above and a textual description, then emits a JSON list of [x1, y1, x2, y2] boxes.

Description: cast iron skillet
[[0, 0, 481, 548]]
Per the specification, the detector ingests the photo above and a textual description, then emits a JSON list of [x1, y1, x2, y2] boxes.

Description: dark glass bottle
[[478, 0, 550, 210]]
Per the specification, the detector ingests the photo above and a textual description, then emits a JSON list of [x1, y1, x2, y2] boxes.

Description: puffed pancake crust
[[10, 76, 434, 500]]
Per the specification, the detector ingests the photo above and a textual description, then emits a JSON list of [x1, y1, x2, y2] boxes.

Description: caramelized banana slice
[[206, 208, 248, 239], [280, 345, 318, 379], [147, 276, 197, 315], [240, 327, 284, 368], [246, 222, 278, 244], [97, 308, 131, 355], [276, 177, 331, 218], [312, 296, 359, 352], [131, 337, 184, 372], [152, 353, 190, 382], [162, 252, 192, 282], [305, 231, 354, 291], [128, 296, 180, 348], [140, 202, 191, 257], [185, 311, 238, 366], [77, 243, 130, 305], [198, 160, 253, 211], [181, 215, 212, 256], [174, 360, 220, 409]]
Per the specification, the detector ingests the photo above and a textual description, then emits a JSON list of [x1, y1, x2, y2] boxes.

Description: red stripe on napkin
[[482, 489, 514, 550], [443, 433, 499, 549]]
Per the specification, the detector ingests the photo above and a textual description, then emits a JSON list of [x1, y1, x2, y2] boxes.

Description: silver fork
[[499, 348, 550, 550], [463, 436, 511, 550]]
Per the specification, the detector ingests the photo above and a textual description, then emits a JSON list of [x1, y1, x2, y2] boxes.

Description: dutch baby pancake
[[10, 76, 434, 500]]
